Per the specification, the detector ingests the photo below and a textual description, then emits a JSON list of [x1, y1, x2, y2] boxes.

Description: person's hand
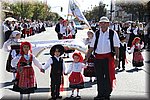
[[115, 58, 119, 68], [64, 73, 68, 75], [40, 69, 45, 73], [83, 58, 88, 64]]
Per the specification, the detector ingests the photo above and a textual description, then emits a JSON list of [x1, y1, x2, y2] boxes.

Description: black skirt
[[69, 82, 84, 89]]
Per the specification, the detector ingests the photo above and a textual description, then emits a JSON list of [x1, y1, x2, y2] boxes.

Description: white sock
[[12, 73, 16, 80], [71, 91, 74, 95]]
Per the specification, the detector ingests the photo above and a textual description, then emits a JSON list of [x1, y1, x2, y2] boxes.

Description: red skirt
[[63, 35, 72, 39], [133, 51, 144, 67], [69, 72, 84, 89], [133, 51, 144, 62], [18, 67, 36, 88], [69, 72, 84, 84]]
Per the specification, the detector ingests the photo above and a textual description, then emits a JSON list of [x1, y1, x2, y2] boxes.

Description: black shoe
[[48, 97, 56, 100], [56, 95, 62, 99], [89, 80, 92, 82], [104, 96, 110, 100], [94, 79, 97, 82], [70, 94, 74, 98], [76, 95, 81, 99], [94, 96, 105, 100]]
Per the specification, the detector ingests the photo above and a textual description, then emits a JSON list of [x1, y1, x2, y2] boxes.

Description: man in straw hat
[[84, 16, 120, 100]]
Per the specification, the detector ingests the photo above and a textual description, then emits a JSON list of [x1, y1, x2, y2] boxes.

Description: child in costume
[[11, 41, 43, 100], [130, 37, 144, 69], [83, 30, 96, 82], [42, 44, 66, 100], [65, 52, 86, 99], [118, 34, 127, 70], [3, 30, 21, 81]]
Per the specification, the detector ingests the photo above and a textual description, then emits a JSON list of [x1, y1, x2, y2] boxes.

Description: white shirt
[[66, 62, 86, 74], [43, 56, 66, 73], [130, 43, 144, 53], [2, 39, 21, 52], [3, 24, 10, 33], [133, 27, 144, 35], [11, 54, 43, 69], [127, 26, 137, 35], [83, 38, 92, 46], [90, 28, 120, 54], [59, 24, 64, 34], [112, 24, 122, 31]]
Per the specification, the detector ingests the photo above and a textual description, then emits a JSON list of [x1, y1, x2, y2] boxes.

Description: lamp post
[[110, 0, 114, 21]]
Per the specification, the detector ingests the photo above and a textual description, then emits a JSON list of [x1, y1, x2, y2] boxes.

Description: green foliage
[[84, 2, 107, 21], [115, 1, 148, 21], [2, 1, 60, 21]]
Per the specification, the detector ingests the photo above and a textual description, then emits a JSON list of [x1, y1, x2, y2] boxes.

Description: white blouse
[[2, 39, 20, 52], [43, 56, 66, 73], [11, 54, 43, 69], [66, 62, 86, 74], [90, 28, 120, 54]]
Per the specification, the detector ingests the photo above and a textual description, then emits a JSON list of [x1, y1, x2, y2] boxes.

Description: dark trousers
[[118, 59, 125, 69], [57, 33, 63, 40], [51, 75, 61, 98], [94, 58, 112, 97]]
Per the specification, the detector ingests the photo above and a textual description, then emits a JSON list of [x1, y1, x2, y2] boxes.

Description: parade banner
[[31, 39, 87, 57]]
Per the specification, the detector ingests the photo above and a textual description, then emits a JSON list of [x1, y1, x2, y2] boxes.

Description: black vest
[[50, 56, 63, 77], [94, 29, 115, 56]]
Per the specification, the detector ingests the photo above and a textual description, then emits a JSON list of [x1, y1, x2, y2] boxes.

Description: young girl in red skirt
[[130, 37, 144, 69], [11, 41, 43, 100], [65, 52, 86, 98]]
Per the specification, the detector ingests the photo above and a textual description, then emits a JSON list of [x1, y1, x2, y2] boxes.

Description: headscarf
[[11, 30, 21, 37], [20, 41, 32, 55], [131, 37, 141, 48], [72, 52, 83, 62]]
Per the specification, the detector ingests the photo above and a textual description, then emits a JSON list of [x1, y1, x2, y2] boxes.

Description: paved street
[[0, 27, 150, 100]]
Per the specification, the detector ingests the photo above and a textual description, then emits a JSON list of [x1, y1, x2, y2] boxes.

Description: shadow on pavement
[[126, 67, 143, 73], [63, 96, 81, 100], [6, 81, 97, 93], [0, 81, 13, 88], [115, 69, 125, 74]]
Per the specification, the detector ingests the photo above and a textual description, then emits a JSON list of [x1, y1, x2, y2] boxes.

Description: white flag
[[68, 0, 91, 29]]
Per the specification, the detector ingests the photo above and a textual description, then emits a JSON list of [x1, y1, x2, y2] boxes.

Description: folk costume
[[89, 17, 120, 99], [11, 42, 43, 94], [127, 22, 137, 47], [83, 32, 96, 78], [130, 37, 144, 67], [62, 20, 73, 39], [69, 21, 77, 39], [55, 17, 64, 40], [118, 35, 127, 70], [66, 52, 86, 89], [43, 45, 65, 99], [3, 31, 21, 81]]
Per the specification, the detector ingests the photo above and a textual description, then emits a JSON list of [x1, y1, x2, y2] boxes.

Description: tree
[[115, 1, 147, 22], [10, 2, 34, 19], [84, 2, 107, 21], [2, 1, 61, 21]]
